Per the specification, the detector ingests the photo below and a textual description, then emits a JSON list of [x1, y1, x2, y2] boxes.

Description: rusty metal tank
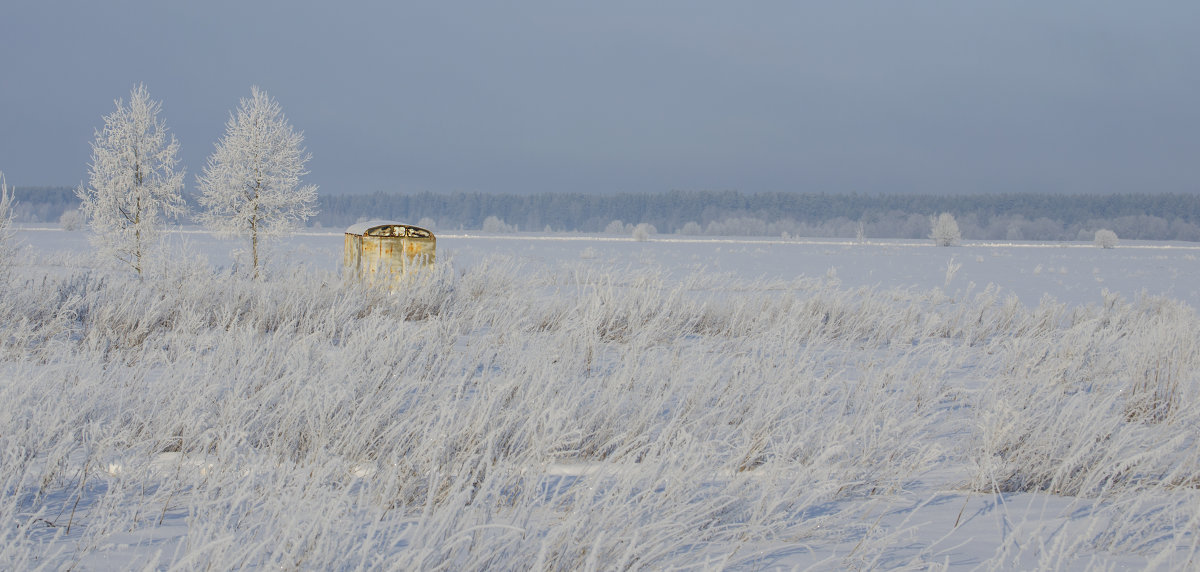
[[344, 221, 436, 284]]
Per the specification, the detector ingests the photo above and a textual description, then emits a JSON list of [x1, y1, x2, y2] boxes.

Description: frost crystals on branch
[[77, 84, 186, 277], [197, 86, 318, 278]]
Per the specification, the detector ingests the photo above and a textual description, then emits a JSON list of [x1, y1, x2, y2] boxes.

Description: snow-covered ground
[[22, 226, 1200, 308], [3, 226, 1199, 570]]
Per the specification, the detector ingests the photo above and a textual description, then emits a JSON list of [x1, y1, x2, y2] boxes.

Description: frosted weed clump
[[944, 256, 961, 286], [0, 172, 14, 281], [2, 246, 1199, 568], [968, 292, 1200, 498]]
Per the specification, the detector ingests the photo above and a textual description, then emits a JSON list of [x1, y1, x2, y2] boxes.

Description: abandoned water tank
[[343, 221, 436, 283]]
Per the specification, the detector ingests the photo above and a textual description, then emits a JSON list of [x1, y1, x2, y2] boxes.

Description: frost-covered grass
[[1, 230, 1199, 569]]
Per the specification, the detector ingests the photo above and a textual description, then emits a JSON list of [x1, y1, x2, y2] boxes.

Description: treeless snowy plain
[[3, 226, 1200, 570]]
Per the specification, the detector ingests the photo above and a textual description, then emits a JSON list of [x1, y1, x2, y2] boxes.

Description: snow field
[[1, 228, 1199, 569]]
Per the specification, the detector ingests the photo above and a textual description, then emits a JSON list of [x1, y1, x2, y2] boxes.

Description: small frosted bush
[[632, 222, 656, 241], [59, 208, 84, 231], [1094, 229, 1118, 249], [482, 215, 515, 233], [930, 212, 961, 247], [604, 219, 631, 234]]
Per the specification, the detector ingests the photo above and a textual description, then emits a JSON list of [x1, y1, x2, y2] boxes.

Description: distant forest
[[13, 187, 1200, 242]]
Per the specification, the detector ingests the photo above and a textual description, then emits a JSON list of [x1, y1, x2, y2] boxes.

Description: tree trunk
[[251, 218, 259, 279]]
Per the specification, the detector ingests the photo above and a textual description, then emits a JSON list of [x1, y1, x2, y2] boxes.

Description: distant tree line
[[12, 188, 1200, 242], [315, 190, 1200, 242], [9, 187, 80, 223]]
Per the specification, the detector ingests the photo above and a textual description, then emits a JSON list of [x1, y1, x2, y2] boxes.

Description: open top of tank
[[344, 220, 434, 239]]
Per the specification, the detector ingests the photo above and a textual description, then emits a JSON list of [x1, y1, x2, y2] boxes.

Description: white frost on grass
[[2, 228, 1200, 569]]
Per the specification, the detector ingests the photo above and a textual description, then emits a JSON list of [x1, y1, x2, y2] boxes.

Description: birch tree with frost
[[197, 87, 318, 277], [77, 84, 186, 277]]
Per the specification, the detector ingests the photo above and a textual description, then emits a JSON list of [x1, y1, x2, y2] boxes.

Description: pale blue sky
[[3, 1, 1199, 195]]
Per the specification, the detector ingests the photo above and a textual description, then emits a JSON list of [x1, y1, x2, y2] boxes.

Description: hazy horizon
[[4, 2, 1199, 196]]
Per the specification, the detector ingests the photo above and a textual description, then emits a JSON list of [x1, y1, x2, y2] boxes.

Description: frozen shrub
[[1095, 229, 1118, 249], [679, 221, 702, 235], [481, 215, 515, 233], [632, 222, 656, 241], [59, 208, 84, 231], [930, 212, 961, 247], [604, 219, 630, 234]]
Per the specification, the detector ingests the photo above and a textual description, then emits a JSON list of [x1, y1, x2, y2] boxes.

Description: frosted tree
[[930, 212, 961, 247], [632, 222, 656, 241], [77, 84, 186, 277], [197, 86, 318, 277], [59, 209, 84, 231], [1094, 229, 1118, 249], [604, 220, 631, 234], [481, 215, 515, 233]]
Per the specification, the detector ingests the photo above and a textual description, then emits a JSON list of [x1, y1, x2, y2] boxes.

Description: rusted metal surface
[[344, 221, 435, 284]]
